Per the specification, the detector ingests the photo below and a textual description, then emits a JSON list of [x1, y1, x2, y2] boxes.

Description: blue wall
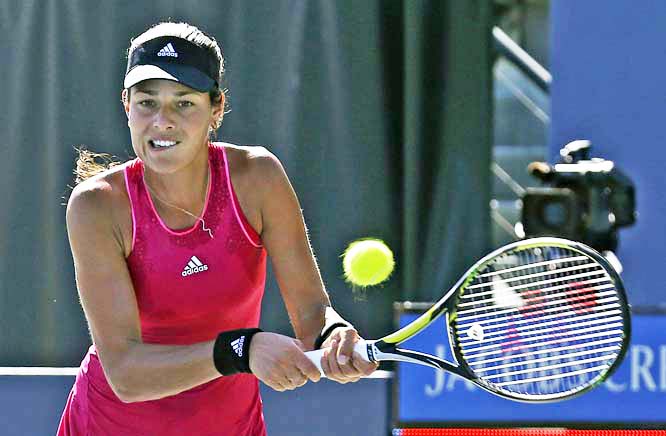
[[551, 1, 666, 307], [0, 374, 390, 436]]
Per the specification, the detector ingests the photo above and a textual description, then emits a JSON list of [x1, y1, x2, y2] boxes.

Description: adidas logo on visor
[[182, 255, 208, 277], [157, 42, 178, 58]]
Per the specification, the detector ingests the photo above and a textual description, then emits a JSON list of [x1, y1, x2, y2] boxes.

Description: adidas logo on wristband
[[213, 328, 261, 376], [231, 336, 245, 357]]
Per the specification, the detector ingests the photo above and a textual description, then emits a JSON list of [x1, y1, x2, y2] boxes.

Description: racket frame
[[371, 237, 631, 402]]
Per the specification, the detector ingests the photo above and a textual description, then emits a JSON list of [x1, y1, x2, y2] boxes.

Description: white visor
[[123, 65, 180, 90]]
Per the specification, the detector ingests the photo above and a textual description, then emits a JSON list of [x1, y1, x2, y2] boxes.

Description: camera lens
[[542, 201, 568, 228]]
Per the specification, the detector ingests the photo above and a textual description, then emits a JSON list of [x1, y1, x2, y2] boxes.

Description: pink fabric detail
[[124, 166, 137, 253], [220, 144, 263, 248]]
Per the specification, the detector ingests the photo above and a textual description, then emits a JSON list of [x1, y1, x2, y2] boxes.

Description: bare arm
[[253, 149, 376, 382], [255, 150, 333, 347], [67, 178, 220, 403]]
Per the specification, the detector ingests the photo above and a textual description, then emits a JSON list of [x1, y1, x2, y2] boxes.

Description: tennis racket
[[305, 237, 631, 402]]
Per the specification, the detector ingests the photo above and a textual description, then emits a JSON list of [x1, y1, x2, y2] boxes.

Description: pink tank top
[[57, 143, 268, 436]]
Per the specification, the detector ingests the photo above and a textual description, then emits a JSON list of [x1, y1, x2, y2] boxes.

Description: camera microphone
[[527, 161, 554, 183]]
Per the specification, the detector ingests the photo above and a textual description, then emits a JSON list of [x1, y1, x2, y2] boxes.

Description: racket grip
[[305, 340, 371, 377]]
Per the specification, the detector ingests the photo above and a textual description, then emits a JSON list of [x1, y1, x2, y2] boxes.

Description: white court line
[[0, 367, 79, 376], [0, 367, 394, 379]]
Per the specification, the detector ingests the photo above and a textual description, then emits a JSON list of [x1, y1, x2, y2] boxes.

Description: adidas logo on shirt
[[181, 255, 208, 277], [231, 336, 245, 357], [157, 43, 178, 58]]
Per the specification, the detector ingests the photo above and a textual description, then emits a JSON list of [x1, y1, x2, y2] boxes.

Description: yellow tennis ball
[[342, 239, 395, 287]]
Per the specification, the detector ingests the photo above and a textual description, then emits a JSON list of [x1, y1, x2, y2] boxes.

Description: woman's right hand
[[248, 332, 321, 391]]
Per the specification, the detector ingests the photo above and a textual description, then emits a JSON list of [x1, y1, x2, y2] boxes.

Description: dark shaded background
[[0, 0, 491, 366]]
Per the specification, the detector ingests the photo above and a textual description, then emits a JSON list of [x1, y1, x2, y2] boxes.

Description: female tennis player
[[56, 21, 376, 436]]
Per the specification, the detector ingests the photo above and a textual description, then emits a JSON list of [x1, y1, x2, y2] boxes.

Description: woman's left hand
[[319, 327, 379, 383]]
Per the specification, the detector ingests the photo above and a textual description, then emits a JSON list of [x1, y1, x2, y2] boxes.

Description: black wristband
[[314, 322, 350, 350], [213, 328, 262, 376]]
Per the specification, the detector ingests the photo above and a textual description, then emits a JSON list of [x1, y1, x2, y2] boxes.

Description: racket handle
[[305, 340, 371, 377]]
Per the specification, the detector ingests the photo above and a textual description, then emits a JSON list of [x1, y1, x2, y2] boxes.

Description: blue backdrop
[[550, 1, 666, 308]]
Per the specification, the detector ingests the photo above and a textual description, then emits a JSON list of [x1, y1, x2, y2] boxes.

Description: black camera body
[[521, 140, 637, 252]]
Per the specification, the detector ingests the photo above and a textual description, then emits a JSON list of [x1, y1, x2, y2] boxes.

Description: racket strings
[[462, 321, 624, 357], [470, 344, 622, 372], [453, 245, 626, 398], [461, 329, 624, 361], [459, 314, 624, 351], [465, 260, 600, 291], [457, 281, 614, 317], [457, 247, 615, 322], [474, 255, 588, 279], [457, 306, 622, 339], [482, 354, 617, 381], [459, 267, 607, 304], [456, 301, 621, 332]]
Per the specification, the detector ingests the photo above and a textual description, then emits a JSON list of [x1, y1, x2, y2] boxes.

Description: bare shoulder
[[221, 143, 283, 176], [218, 143, 291, 235], [68, 166, 127, 215], [67, 165, 132, 253], [219, 143, 290, 196]]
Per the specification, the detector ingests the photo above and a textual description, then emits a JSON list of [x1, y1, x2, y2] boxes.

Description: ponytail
[[73, 148, 123, 184]]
